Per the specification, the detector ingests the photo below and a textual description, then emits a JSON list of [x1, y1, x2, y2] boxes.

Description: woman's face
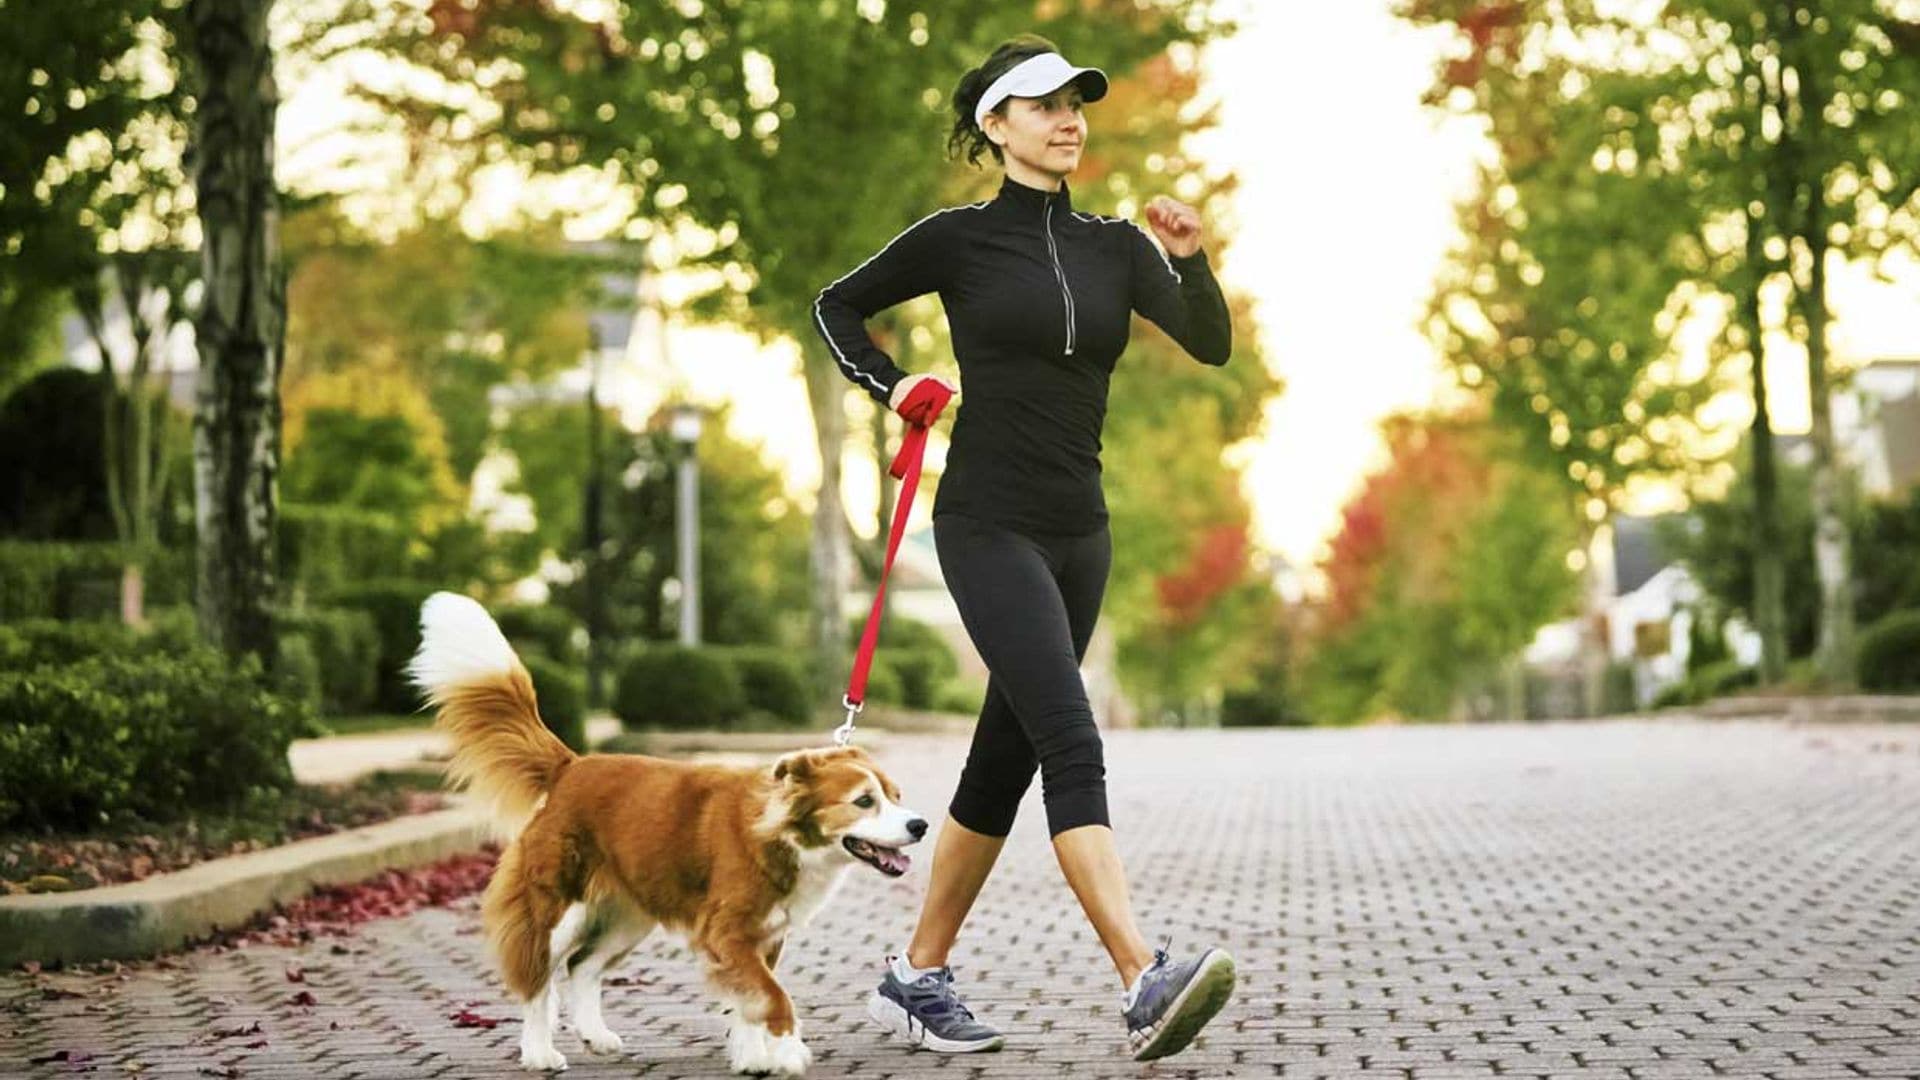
[[985, 83, 1087, 178]]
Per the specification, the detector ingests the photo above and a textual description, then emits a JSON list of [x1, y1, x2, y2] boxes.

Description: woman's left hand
[[1145, 195, 1204, 259]]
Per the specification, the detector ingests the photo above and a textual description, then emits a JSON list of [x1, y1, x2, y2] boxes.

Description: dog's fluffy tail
[[407, 592, 575, 837]]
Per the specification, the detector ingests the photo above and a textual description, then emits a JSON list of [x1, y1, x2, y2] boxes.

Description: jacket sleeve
[[813, 210, 954, 406], [1127, 223, 1232, 367]]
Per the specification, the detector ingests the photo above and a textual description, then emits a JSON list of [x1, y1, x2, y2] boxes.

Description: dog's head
[[770, 746, 927, 877]]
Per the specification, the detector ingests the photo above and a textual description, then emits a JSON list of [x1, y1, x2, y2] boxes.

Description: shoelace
[[916, 966, 977, 1021]]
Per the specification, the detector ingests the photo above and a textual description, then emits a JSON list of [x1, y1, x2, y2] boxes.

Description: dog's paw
[[766, 1033, 811, 1076], [727, 1022, 774, 1075], [518, 1044, 568, 1073], [578, 1024, 624, 1055]]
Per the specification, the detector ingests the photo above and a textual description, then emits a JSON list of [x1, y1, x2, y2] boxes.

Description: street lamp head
[[668, 403, 704, 445]]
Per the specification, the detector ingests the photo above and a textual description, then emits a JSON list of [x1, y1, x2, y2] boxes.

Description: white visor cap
[[973, 52, 1109, 128]]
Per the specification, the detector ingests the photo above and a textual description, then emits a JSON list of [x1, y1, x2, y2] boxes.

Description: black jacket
[[813, 173, 1232, 536]]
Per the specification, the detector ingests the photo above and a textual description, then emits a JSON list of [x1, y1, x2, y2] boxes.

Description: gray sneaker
[[866, 957, 1005, 1053], [1123, 944, 1237, 1061]]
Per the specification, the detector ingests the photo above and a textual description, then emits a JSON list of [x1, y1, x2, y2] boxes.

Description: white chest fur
[[763, 850, 850, 939]]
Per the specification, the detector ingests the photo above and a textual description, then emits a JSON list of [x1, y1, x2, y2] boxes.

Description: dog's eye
[[853, 794, 876, 809]]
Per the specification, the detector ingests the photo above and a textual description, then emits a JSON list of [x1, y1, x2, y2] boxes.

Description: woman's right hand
[[889, 372, 959, 415]]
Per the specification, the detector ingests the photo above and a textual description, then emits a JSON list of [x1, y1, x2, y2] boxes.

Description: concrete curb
[[1687, 694, 1920, 723], [0, 805, 487, 968]]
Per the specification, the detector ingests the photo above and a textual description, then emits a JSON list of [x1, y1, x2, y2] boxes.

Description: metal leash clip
[[833, 694, 863, 747]]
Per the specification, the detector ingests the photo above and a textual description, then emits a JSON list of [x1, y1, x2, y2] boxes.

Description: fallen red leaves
[[201, 846, 498, 950], [448, 1007, 501, 1029]]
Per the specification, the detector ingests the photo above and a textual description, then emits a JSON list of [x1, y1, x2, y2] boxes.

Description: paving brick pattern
[[5, 720, 1920, 1078]]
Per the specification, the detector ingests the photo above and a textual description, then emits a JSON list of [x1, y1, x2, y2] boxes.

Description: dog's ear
[[773, 750, 813, 783]]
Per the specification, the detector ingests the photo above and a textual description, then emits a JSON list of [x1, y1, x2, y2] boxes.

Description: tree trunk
[[1800, 200, 1856, 686], [1784, 0, 1856, 686], [802, 349, 853, 697], [1741, 206, 1787, 683], [189, 0, 283, 665]]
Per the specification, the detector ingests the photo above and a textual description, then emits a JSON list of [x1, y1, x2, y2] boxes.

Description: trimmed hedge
[[495, 604, 585, 666], [0, 542, 192, 621], [721, 647, 814, 727], [0, 649, 310, 830], [321, 580, 438, 714], [614, 646, 747, 731], [279, 606, 382, 715], [280, 504, 411, 600], [1857, 609, 1920, 693], [0, 615, 198, 673], [1651, 659, 1759, 709], [522, 654, 588, 752]]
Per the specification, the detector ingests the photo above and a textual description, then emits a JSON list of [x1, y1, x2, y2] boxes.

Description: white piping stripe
[[813, 202, 990, 394], [1131, 222, 1183, 284]]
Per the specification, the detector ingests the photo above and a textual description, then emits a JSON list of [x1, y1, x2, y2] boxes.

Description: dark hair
[[947, 34, 1061, 168]]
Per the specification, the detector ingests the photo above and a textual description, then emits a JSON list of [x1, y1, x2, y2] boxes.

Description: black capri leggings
[[934, 511, 1112, 838]]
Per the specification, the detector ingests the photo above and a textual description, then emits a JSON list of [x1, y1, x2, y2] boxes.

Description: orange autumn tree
[[1302, 411, 1578, 722]]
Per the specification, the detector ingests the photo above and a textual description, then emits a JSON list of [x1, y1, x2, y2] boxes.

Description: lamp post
[[669, 403, 703, 647], [582, 261, 638, 708]]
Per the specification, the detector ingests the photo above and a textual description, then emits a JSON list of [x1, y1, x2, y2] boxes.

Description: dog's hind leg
[[565, 903, 656, 1056], [486, 841, 577, 1073]]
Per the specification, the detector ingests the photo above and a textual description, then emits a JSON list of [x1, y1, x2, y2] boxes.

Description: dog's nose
[[907, 817, 929, 841]]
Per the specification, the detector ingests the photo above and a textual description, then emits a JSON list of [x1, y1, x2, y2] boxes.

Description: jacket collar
[[995, 173, 1073, 212]]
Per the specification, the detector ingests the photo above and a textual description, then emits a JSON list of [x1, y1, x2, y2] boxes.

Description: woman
[[812, 34, 1237, 1063]]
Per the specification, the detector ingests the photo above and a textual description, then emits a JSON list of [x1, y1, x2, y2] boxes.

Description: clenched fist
[[889, 372, 959, 415], [1144, 195, 1204, 259]]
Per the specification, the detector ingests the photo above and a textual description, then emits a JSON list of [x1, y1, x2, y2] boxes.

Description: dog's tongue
[[879, 848, 911, 874]]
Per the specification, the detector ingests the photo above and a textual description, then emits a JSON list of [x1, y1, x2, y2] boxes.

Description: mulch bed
[[1, 771, 450, 895]]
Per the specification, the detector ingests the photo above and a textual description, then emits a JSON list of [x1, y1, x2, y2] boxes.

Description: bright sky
[[277, 0, 1920, 576]]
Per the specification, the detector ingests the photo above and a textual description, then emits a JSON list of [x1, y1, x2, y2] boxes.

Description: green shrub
[[0, 649, 309, 830], [1858, 609, 1920, 693], [279, 607, 381, 714], [280, 504, 411, 600], [522, 653, 588, 752], [933, 678, 982, 716], [614, 646, 746, 731], [0, 542, 191, 620], [859, 661, 905, 708], [1655, 659, 1759, 708], [881, 650, 946, 710], [0, 615, 201, 673], [495, 604, 585, 666], [840, 614, 960, 707], [721, 647, 814, 727], [322, 580, 438, 713], [273, 633, 325, 713]]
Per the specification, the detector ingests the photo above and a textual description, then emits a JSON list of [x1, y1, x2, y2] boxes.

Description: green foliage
[[0, 368, 114, 541], [280, 504, 413, 602], [272, 632, 325, 713], [933, 678, 982, 716], [1856, 611, 1920, 694], [1300, 416, 1580, 723], [614, 646, 747, 731], [0, 615, 195, 672], [859, 661, 906, 710], [1650, 659, 1760, 709], [719, 647, 815, 728], [0, 542, 193, 621], [321, 580, 439, 715], [1671, 458, 1920, 663], [521, 653, 588, 752], [545, 405, 811, 650], [279, 606, 382, 715], [0, 649, 309, 830], [494, 604, 585, 667], [845, 616, 958, 711]]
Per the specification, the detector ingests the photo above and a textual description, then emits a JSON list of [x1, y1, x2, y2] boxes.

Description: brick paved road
[[6, 720, 1920, 1079]]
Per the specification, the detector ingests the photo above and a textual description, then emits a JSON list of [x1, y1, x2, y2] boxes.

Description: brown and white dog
[[407, 593, 927, 1076]]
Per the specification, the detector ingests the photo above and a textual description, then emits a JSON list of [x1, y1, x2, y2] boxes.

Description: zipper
[[1043, 198, 1076, 356]]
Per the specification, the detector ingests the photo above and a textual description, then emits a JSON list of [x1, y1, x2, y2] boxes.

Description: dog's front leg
[[707, 930, 810, 1077]]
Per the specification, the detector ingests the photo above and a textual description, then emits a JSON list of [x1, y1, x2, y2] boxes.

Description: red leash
[[834, 379, 954, 746]]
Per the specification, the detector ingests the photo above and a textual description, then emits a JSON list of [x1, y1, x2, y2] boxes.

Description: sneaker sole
[[866, 990, 1006, 1054], [1130, 949, 1238, 1062]]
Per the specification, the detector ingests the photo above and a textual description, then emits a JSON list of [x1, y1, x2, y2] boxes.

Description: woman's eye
[[854, 794, 876, 809]]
